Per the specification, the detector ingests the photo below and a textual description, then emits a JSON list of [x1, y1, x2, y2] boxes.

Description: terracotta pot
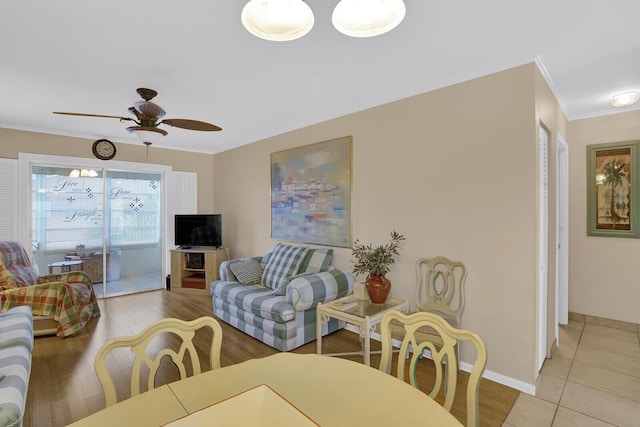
[[365, 273, 391, 304]]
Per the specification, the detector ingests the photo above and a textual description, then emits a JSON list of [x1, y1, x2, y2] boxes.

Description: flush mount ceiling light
[[241, 0, 405, 41], [610, 91, 640, 108], [242, 0, 315, 41], [332, 0, 406, 37]]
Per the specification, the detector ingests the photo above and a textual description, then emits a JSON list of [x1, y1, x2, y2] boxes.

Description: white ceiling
[[1, 1, 639, 155]]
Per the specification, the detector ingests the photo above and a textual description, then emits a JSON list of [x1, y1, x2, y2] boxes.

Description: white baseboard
[[342, 325, 536, 395], [473, 364, 536, 396]]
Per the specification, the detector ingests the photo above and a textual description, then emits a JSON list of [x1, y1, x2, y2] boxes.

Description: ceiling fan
[[54, 87, 222, 147]]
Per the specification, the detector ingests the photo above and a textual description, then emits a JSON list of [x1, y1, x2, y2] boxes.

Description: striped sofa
[[211, 244, 354, 351], [0, 306, 33, 427]]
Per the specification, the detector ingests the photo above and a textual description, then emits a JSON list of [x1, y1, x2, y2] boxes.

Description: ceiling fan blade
[[161, 118, 222, 132], [53, 111, 134, 121]]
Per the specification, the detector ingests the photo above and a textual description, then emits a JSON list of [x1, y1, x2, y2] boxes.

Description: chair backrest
[[415, 257, 466, 326], [379, 311, 487, 427], [0, 241, 38, 287], [94, 316, 223, 407]]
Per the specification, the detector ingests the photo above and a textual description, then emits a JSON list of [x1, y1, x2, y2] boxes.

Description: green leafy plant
[[603, 159, 626, 227], [351, 231, 405, 277]]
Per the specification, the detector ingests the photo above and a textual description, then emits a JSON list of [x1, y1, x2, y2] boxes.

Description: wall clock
[[92, 139, 116, 160]]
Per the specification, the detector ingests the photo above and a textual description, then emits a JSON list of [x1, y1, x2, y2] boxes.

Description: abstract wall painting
[[271, 136, 352, 247]]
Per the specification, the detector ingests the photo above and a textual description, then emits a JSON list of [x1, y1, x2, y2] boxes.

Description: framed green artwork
[[270, 136, 352, 247], [587, 141, 639, 237]]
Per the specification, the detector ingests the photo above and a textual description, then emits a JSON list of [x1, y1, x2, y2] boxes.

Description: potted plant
[[352, 231, 405, 303]]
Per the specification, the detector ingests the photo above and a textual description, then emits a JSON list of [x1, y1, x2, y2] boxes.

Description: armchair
[[0, 241, 100, 336]]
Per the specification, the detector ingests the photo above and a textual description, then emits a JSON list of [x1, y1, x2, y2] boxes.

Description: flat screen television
[[174, 214, 222, 248]]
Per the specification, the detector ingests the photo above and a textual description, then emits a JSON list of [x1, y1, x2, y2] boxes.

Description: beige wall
[[0, 63, 583, 389], [568, 110, 640, 323], [0, 128, 216, 212], [214, 64, 543, 387]]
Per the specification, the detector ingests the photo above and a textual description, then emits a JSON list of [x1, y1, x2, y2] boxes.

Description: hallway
[[504, 314, 640, 426]]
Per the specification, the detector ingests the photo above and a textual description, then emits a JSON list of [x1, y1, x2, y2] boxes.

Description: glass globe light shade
[[242, 0, 314, 41], [127, 126, 168, 144], [332, 0, 406, 38], [610, 91, 640, 108]]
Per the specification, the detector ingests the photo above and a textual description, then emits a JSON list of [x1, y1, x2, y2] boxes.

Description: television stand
[[169, 247, 229, 295]]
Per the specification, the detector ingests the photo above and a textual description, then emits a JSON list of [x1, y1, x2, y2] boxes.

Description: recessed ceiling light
[[610, 91, 640, 108]]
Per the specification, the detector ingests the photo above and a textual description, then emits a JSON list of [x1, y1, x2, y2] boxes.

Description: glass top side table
[[316, 295, 409, 366]]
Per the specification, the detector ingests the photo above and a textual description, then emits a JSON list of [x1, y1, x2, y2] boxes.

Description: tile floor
[[92, 272, 163, 298], [503, 314, 640, 427]]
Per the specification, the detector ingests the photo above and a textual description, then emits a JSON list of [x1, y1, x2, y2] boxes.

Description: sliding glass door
[[103, 170, 162, 296], [30, 166, 163, 298]]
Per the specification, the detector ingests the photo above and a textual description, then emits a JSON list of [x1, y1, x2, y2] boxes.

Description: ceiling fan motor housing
[[137, 88, 157, 101], [132, 101, 166, 121]]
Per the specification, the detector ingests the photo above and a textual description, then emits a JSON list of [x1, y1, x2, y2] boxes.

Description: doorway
[[538, 125, 549, 371], [30, 166, 163, 297], [556, 135, 569, 333], [20, 154, 171, 298]]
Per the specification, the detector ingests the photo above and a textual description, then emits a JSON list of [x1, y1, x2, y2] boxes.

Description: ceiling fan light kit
[[127, 126, 168, 145], [242, 0, 406, 41]]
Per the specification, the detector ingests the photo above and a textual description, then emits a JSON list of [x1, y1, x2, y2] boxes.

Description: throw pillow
[[300, 248, 334, 274], [260, 250, 272, 269], [261, 243, 309, 291], [229, 259, 263, 285]]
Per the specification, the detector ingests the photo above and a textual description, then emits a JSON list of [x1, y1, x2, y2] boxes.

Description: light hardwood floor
[[25, 290, 519, 426]]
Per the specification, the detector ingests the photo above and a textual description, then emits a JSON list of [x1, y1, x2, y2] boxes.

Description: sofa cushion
[[213, 281, 295, 323], [229, 258, 263, 285], [0, 306, 34, 351], [0, 345, 30, 427], [213, 292, 346, 352], [261, 243, 309, 291], [213, 297, 297, 341], [299, 248, 334, 274]]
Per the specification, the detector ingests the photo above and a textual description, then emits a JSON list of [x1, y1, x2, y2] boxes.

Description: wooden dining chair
[[390, 257, 467, 364], [379, 311, 487, 427], [94, 316, 223, 407], [414, 257, 466, 326]]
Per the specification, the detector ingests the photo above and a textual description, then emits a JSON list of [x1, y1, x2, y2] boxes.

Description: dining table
[[69, 352, 463, 426]]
